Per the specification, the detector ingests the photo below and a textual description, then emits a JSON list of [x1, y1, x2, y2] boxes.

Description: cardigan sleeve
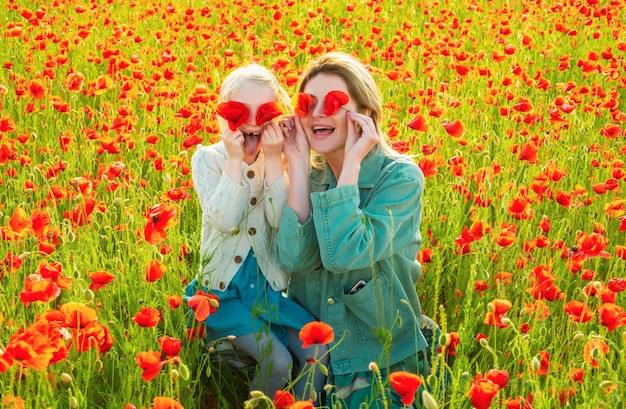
[[191, 145, 249, 233]]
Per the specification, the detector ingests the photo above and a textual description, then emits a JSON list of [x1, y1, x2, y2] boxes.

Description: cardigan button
[[219, 282, 226, 290], [234, 255, 243, 263], [248, 227, 257, 235], [246, 170, 255, 178], [327, 298, 335, 305], [250, 197, 257, 206]]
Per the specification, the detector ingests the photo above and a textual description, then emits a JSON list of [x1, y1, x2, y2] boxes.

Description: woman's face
[[300, 73, 358, 157], [229, 80, 277, 161]]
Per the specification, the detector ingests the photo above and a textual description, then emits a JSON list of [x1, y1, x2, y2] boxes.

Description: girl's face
[[229, 81, 277, 161], [300, 73, 358, 157]]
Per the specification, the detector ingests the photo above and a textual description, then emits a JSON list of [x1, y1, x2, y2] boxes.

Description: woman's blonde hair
[[297, 52, 397, 169], [217, 64, 291, 132]]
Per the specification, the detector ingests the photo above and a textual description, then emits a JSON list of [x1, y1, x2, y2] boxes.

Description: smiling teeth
[[242, 132, 261, 138], [313, 126, 334, 133]]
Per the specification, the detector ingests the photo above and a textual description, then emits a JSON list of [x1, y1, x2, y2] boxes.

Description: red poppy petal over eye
[[324, 90, 349, 116], [216, 101, 250, 131], [256, 101, 283, 126], [294, 93, 314, 118]]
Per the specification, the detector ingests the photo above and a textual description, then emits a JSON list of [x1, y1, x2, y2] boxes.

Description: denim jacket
[[277, 146, 428, 375], [192, 142, 288, 292]]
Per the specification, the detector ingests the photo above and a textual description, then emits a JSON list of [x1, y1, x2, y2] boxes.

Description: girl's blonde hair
[[297, 52, 397, 169], [217, 64, 291, 132]]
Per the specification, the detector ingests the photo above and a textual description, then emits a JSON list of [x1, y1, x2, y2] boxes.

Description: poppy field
[[0, 0, 625, 408]]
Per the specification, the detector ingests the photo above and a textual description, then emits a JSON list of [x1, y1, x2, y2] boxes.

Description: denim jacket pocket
[[342, 270, 416, 344]]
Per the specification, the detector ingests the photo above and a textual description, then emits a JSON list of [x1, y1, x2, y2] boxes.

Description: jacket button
[[248, 227, 257, 235], [327, 298, 335, 305], [234, 255, 243, 263], [250, 197, 257, 205], [219, 282, 225, 290], [247, 170, 255, 178]]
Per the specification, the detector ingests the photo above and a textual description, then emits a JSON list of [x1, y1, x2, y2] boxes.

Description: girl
[[186, 64, 324, 401], [278, 52, 433, 408]]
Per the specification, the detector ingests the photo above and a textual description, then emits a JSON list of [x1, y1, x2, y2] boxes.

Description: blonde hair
[[297, 52, 397, 169], [217, 64, 291, 132]]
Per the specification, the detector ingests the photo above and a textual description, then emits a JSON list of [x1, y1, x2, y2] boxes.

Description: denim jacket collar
[[310, 145, 385, 188]]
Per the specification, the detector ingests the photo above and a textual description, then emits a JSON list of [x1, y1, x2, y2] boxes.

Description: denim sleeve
[[276, 205, 322, 274], [311, 162, 424, 272]]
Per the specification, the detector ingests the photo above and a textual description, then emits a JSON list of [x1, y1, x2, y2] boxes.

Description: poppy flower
[[20, 274, 61, 306], [597, 303, 626, 331], [60, 302, 97, 328], [256, 101, 283, 125], [299, 321, 334, 349], [135, 351, 163, 382], [187, 290, 220, 322], [485, 369, 509, 388], [323, 90, 349, 116], [563, 300, 594, 323], [289, 402, 315, 409], [443, 119, 464, 138], [132, 307, 161, 328], [483, 298, 512, 328], [583, 339, 609, 368], [273, 390, 296, 409], [145, 259, 167, 283], [151, 397, 184, 409], [144, 203, 177, 245], [407, 114, 429, 132], [158, 335, 182, 357], [75, 321, 114, 353], [294, 93, 314, 118], [388, 370, 422, 406], [167, 294, 182, 310], [216, 101, 249, 131], [88, 271, 115, 291], [468, 373, 500, 409]]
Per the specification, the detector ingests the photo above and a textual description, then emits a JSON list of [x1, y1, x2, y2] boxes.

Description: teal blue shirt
[[277, 146, 428, 375]]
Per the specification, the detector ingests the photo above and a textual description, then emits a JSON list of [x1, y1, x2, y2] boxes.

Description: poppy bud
[[573, 331, 585, 342], [83, 289, 95, 302], [531, 355, 542, 372], [369, 362, 379, 372], [179, 363, 190, 380], [479, 338, 489, 348], [422, 390, 439, 409], [320, 363, 329, 377], [249, 391, 265, 399], [171, 369, 179, 381], [500, 317, 513, 327], [61, 373, 73, 384], [487, 302, 495, 313], [69, 397, 78, 408]]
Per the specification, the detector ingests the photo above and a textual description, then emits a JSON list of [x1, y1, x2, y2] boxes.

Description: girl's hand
[[261, 122, 284, 160], [222, 128, 244, 162], [345, 110, 378, 163], [280, 115, 310, 165]]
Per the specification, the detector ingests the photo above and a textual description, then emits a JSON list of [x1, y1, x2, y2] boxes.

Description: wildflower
[[597, 303, 626, 331], [563, 300, 594, 323], [255, 101, 283, 125], [442, 119, 464, 138], [135, 351, 163, 382], [273, 390, 295, 409], [532, 351, 550, 376], [407, 114, 428, 132], [20, 274, 61, 305], [88, 270, 115, 291], [144, 203, 177, 245], [468, 373, 500, 409], [167, 294, 182, 310], [299, 321, 334, 349], [485, 369, 509, 388], [145, 259, 167, 283], [150, 396, 183, 409], [293, 93, 314, 118], [216, 101, 249, 131], [159, 336, 182, 357], [132, 307, 161, 328], [323, 90, 349, 116], [60, 302, 97, 328], [187, 290, 220, 321], [388, 370, 422, 406], [483, 299, 512, 328]]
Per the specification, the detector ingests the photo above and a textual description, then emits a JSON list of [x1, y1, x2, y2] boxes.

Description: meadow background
[[0, 0, 625, 408]]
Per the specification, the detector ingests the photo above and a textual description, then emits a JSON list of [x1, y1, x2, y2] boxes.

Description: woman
[[278, 52, 432, 408]]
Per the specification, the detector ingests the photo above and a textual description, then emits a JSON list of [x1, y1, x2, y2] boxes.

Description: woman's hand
[[345, 111, 378, 163], [280, 115, 310, 166]]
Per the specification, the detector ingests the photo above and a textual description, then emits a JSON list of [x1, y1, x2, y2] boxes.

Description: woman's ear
[[362, 108, 372, 117]]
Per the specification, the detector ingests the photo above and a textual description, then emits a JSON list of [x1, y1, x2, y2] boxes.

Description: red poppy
[[597, 303, 626, 331], [294, 93, 314, 118], [88, 271, 115, 291], [563, 300, 594, 322], [256, 101, 283, 125], [132, 307, 161, 328], [20, 274, 61, 306], [216, 101, 249, 131], [468, 373, 500, 409], [167, 294, 182, 310], [324, 90, 349, 116], [483, 298, 512, 328], [75, 321, 114, 353], [583, 339, 609, 368], [299, 321, 334, 349], [151, 397, 183, 409], [144, 203, 177, 245], [273, 390, 296, 409], [187, 290, 220, 321], [407, 114, 429, 132], [60, 302, 97, 328], [443, 119, 464, 138], [158, 335, 182, 357], [485, 369, 509, 388], [145, 259, 167, 283], [388, 371, 422, 405], [135, 351, 163, 382]]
